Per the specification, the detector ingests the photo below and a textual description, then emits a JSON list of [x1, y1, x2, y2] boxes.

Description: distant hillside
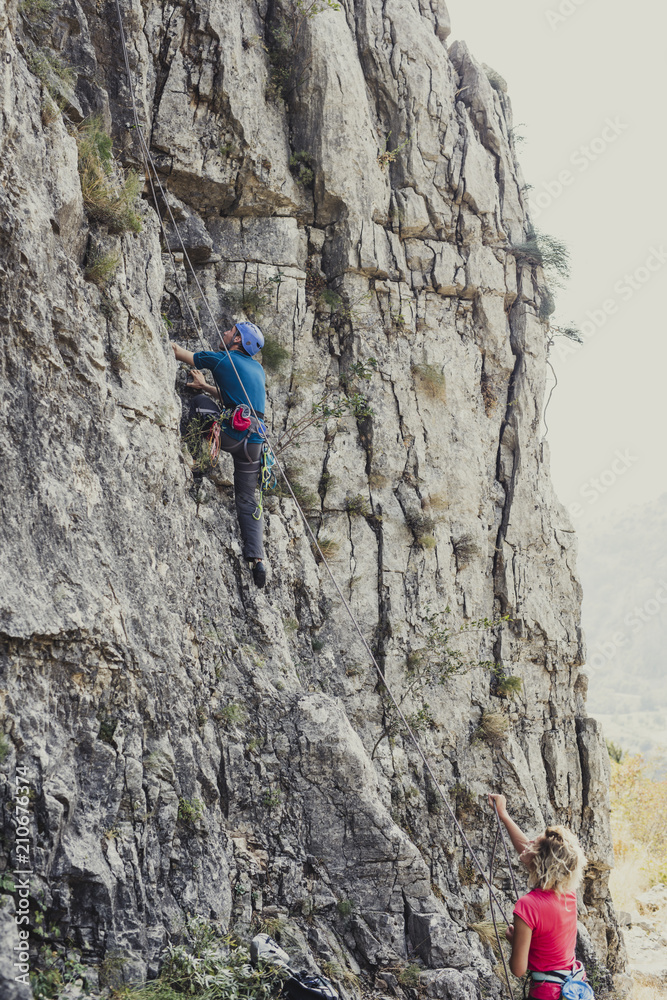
[[579, 493, 667, 751]]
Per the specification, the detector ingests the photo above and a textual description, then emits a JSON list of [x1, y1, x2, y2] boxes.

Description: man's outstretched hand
[[171, 342, 195, 366]]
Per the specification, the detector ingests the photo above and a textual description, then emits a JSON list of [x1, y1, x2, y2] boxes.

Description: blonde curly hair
[[527, 825, 587, 894]]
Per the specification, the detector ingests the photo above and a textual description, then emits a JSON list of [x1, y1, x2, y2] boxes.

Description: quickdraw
[[253, 443, 276, 521], [206, 422, 221, 465]]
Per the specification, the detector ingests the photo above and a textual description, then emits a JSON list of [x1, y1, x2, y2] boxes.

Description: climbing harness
[[218, 403, 267, 440], [111, 7, 522, 998], [531, 963, 594, 1000]]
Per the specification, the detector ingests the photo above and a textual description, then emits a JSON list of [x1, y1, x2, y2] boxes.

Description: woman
[[488, 794, 592, 999]]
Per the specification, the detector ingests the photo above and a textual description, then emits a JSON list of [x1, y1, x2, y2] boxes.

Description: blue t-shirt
[[193, 350, 266, 443]]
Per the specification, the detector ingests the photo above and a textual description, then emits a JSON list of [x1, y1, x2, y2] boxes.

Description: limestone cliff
[[0, 0, 625, 996]]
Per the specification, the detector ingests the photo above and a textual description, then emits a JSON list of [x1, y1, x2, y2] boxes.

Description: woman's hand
[[488, 793, 508, 820], [505, 924, 514, 943]]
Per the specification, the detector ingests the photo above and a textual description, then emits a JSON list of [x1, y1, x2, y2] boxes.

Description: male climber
[[172, 322, 267, 589]]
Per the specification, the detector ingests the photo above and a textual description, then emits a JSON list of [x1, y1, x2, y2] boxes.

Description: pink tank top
[[514, 889, 578, 999]]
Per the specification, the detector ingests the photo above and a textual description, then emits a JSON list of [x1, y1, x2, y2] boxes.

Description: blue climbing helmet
[[235, 321, 264, 356]]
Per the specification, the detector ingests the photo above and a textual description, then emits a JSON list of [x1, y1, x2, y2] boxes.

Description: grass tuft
[[453, 534, 478, 568], [177, 798, 204, 824], [404, 509, 437, 546], [496, 674, 522, 698], [27, 46, 74, 91], [470, 920, 509, 959], [20, 0, 54, 18], [345, 493, 371, 517], [475, 710, 509, 748], [397, 964, 421, 988], [218, 702, 247, 727], [76, 117, 142, 234], [315, 536, 339, 561], [85, 250, 120, 286], [261, 336, 290, 373], [451, 782, 477, 820]]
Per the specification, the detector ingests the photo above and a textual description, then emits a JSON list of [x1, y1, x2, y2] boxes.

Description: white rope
[[112, 0, 516, 949]]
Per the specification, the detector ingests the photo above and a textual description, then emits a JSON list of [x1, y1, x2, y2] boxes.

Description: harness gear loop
[[217, 404, 266, 440]]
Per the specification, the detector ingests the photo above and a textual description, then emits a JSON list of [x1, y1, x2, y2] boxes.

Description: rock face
[[0, 0, 625, 996]]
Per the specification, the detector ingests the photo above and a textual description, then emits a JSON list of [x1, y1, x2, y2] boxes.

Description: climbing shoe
[[252, 560, 266, 589], [250, 933, 291, 969]]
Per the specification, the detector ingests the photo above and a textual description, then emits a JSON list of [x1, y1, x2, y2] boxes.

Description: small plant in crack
[[377, 132, 410, 171], [289, 150, 314, 187], [218, 702, 247, 727], [273, 357, 377, 456], [451, 782, 477, 820], [314, 536, 339, 561], [345, 493, 371, 517], [261, 335, 291, 373], [494, 673, 523, 698], [397, 964, 421, 988], [474, 710, 509, 748], [262, 788, 282, 810], [178, 797, 204, 824], [404, 509, 438, 547]]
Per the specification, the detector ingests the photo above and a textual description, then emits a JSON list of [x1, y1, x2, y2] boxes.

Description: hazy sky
[[446, 0, 667, 528]]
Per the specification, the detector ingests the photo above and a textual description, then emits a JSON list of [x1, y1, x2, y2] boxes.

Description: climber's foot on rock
[[252, 559, 266, 589]]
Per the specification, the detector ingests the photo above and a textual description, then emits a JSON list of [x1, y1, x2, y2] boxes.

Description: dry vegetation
[[609, 752, 667, 998], [610, 753, 667, 904], [76, 117, 142, 234], [411, 362, 447, 402]]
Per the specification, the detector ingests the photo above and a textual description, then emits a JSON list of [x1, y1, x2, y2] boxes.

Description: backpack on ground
[[250, 934, 339, 1000]]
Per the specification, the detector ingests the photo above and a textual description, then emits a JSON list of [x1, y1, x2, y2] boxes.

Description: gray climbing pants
[[188, 393, 264, 561], [218, 429, 264, 561]]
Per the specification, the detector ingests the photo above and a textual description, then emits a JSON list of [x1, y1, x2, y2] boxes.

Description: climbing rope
[[111, 4, 519, 994], [488, 801, 520, 999]]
